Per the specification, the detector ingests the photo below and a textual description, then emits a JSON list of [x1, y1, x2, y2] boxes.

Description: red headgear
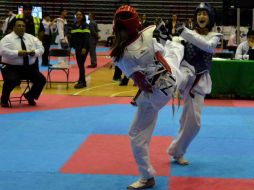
[[113, 5, 141, 35]]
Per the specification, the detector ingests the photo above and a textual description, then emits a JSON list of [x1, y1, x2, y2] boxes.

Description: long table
[[210, 59, 254, 98]]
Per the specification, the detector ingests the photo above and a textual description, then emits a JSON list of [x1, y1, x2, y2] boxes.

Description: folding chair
[[8, 80, 31, 107], [46, 48, 71, 89], [0, 64, 31, 107]]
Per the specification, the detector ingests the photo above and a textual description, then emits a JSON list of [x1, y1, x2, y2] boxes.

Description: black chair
[[248, 49, 254, 60], [8, 80, 31, 107], [227, 46, 237, 54], [0, 64, 31, 107], [214, 52, 234, 59], [46, 49, 71, 89]]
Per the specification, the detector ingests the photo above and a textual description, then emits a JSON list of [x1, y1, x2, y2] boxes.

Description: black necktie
[[20, 36, 29, 66]]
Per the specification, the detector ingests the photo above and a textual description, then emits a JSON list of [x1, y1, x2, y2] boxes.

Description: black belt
[[149, 69, 168, 85]]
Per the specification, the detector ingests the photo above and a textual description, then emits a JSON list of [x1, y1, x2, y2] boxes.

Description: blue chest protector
[[184, 42, 213, 74]]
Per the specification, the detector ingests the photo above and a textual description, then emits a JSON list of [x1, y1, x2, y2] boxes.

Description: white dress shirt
[[0, 32, 44, 66], [42, 19, 52, 35], [227, 34, 237, 47], [235, 41, 251, 60], [55, 17, 68, 44]]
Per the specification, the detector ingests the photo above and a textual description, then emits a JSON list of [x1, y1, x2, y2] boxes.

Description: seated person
[[216, 26, 223, 48], [0, 18, 46, 108], [227, 31, 237, 53], [141, 14, 150, 29], [235, 30, 254, 60]]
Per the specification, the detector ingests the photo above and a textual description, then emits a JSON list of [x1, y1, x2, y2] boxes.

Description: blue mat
[[0, 173, 167, 190], [1, 104, 254, 189]]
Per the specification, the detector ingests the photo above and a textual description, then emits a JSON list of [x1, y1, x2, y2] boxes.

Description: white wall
[[98, 24, 113, 41]]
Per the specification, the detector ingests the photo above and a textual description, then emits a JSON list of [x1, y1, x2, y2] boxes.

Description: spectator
[[87, 13, 99, 68], [70, 10, 90, 89], [235, 30, 254, 60], [55, 8, 69, 65], [0, 18, 46, 108], [216, 26, 223, 48], [227, 30, 237, 53], [141, 14, 150, 29], [8, 4, 45, 40], [8, 4, 45, 70], [55, 8, 68, 49], [0, 20, 3, 39], [105, 32, 115, 47], [185, 17, 194, 30], [166, 14, 179, 37], [2, 10, 16, 35], [41, 13, 54, 66]]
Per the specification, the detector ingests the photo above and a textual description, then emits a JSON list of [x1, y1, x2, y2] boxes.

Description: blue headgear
[[194, 2, 215, 31]]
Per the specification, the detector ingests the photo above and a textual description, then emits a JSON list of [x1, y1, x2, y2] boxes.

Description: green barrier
[[210, 59, 254, 98]]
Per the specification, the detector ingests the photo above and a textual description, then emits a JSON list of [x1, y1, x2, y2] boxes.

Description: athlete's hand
[[131, 71, 153, 93]]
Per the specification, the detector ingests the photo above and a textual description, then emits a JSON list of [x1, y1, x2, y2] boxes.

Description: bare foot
[[127, 177, 155, 189], [175, 156, 189, 165]]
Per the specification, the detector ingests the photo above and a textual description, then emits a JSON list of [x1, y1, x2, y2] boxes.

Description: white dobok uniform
[[167, 27, 221, 158], [116, 25, 184, 179]]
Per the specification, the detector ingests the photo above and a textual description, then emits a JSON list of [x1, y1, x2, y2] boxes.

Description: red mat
[[170, 176, 254, 190], [97, 51, 111, 56], [1, 94, 254, 114], [0, 95, 133, 114], [60, 134, 172, 176]]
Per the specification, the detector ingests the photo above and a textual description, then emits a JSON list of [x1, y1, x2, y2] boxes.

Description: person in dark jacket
[[70, 10, 90, 89], [87, 13, 99, 68]]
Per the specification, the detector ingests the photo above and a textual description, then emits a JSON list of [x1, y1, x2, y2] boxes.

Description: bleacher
[[0, 0, 223, 25]]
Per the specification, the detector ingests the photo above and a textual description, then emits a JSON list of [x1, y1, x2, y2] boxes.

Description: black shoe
[[1, 100, 10, 108], [119, 80, 129, 86], [119, 77, 129, 86], [74, 81, 87, 89], [127, 178, 155, 189], [24, 93, 36, 106], [87, 64, 97, 68], [112, 78, 121, 83]]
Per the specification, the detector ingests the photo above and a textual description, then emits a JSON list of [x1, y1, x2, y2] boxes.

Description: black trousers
[[113, 66, 122, 80], [106, 36, 115, 47], [1, 64, 46, 102], [75, 49, 88, 82], [89, 39, 97, 66], [42, 34, 52, 65], [113, 66, 129, 85]]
